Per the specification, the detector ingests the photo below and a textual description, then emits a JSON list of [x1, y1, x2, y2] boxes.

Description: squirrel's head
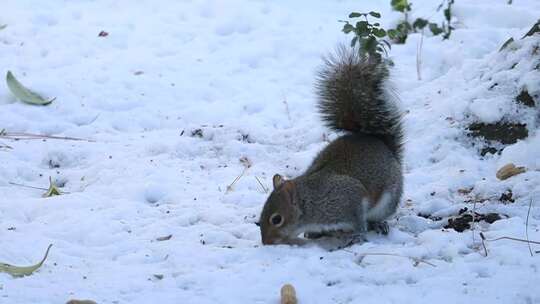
[[259, 174, 300, 245]]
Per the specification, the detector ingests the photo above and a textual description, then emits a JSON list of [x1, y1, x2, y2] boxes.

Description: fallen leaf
[[6, 71, 54, 105], [155, 234, 172, 241], [0, 244, 52, 277], [66, 300, 97, 304], [496, 163, 526, 180], [43, 177, 62, 197]]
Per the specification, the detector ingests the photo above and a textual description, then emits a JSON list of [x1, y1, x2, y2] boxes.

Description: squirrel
[[259, 47, 404, 245]]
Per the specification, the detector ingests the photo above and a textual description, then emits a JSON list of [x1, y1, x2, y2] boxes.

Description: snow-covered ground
[[1, 1, 540, 303]]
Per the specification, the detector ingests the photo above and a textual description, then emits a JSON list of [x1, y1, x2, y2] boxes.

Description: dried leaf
[[496, 163, 526, 180], [0, 244, 52, 277], [43, 177, 62, 197], [66, 300, 97, 304], [155, 234, 172, 242], [6, 71, 54, 105]]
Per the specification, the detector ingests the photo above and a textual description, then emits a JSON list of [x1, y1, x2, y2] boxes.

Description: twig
[[226, 167, 247, 193], [0, 132, 95, 142], [526, 199, 534, 256], [254, 176, 269, 193], [9, 181, 70, 194], [484, 236, 540, 245], [9, 182, 49, 191], [471, 197, 477, 245], [479, 233, 488, 257], [343, 249, 436, 267], [0, 143, 13, 149], [416, 29, 424, 81], [282, 96, 292, 124], [480, 231, 540, 256]]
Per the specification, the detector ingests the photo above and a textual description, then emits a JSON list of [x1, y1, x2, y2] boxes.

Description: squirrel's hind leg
[[354, 198, 370, 233], [332, 199, 370, 248], [368, 221, 389, 235]]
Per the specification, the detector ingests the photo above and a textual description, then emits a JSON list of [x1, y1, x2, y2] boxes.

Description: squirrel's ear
[[272, 174, 285, 189]]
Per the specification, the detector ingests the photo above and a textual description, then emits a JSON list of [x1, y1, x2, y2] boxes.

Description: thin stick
[[416, 29, 424, 81], [471, 198, 477, 245], [480, 233, 488, 257], [343, 250, 436, 267], [0, 139, 13, 149], [254, 176, 269, 193], [282, 96, 292, 124], [9, 182, 48, 191], [486, 236, 540, 245], [0, 132, 95, 142], [526, 199, 534, 256], [480, 232, 540, 245], [226, 167, 247, 193], [9, 182, 71, 194]]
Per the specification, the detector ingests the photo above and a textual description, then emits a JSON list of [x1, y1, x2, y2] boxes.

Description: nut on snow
[[496, 163, 526, 180], [280, 284, 297, 304]]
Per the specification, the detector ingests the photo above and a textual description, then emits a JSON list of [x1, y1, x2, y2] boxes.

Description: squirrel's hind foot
[[368, 221, 389, 235]]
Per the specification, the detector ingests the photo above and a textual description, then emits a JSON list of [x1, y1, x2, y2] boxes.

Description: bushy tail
[[315, 46, 404, 161]]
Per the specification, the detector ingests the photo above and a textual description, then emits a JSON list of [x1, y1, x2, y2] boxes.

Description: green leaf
[[355, 21, 369, 35], [413, 18, 428, 29], [342, 23, 354, 34], [351, 36, 359, 47], [348, 12, 363, 18], [6, 71, 54, 105], [0, 244, 52, 277], [373, 28, 387, 38], [429, 23, 444, 36], [368, 11, 381, 18], [444, 8, 451, 21], [43, 177, 62, 197], [363, 36, 377, 53], [391, 0, 410, 12], [0, 24, 7, 31], [387, 29, 398, 39], [397, 21, 412, 31]]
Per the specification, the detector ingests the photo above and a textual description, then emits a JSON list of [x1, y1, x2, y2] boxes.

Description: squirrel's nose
[[261, 234, 276, 245]]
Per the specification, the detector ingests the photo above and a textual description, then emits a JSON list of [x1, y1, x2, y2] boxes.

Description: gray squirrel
[[259, 47, 404, 245]]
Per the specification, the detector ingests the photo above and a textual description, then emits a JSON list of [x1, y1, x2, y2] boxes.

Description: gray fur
[[259, 48, 404, 245]]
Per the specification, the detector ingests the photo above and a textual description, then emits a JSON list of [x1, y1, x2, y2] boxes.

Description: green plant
[[439, 0, 455, 39], [391, 0, 412, 13], [389, 0, 412, 43], [387, 0, 454, 43], [341, 11, 391, 61]]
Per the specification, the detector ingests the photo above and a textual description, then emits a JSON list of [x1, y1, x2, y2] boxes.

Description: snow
[[1, 0, 540, 303]]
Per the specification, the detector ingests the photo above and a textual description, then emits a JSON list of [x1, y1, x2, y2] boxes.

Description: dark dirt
[[468, 122, 528, 145], [516, 89, 536, 107], [480, 146, 498, 156], [499, 189, 515, 204], [444, 208, 504, 232], [417, 213, 443, 222], [191, 129, 203, 137]]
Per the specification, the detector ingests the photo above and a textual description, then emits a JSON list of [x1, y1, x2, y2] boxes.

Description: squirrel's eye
[[269, 213, 284, 227]]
